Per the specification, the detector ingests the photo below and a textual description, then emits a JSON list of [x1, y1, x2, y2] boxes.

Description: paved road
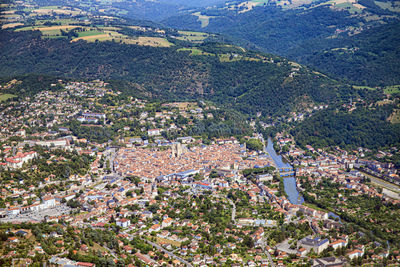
[[260, 238, 275, 267], [275, 239, 298, 255], [144, 239, 193, 267], [358, 168, 400, 192], [370, 176, 400, 193], [308, 218, 319, 236], [227, 198, 236, 223]]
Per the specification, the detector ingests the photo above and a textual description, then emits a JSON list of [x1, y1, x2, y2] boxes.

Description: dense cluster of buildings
[[115, 142, 273, 180]]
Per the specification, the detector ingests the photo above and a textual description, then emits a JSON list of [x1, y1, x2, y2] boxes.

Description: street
[[143, 239, 193, 267]]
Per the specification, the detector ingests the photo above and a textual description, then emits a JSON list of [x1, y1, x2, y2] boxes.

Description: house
[[134, 252, 157, 265], [77, 116, 98, 123], [148, 129, 162, 136], [298, 247, 307, 257], [116, 218, 131, 228], [162, 217, 173, 228], [330, 240, 347, 250], [5, 151, 38, 169], [8, 237, 19, 243], [7, 207, 21, 216], [149, 224, 161, 232], [347, 249, 364, 260], [82, 112, 106, 119], [256, 173, 273, 182], [35, 139, 69, 148]]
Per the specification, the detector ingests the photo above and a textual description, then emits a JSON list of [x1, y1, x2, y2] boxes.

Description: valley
[[0, 0, 399, 266]]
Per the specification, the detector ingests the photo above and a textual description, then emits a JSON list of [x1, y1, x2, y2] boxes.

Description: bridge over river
[[265, 138, 304, 205]]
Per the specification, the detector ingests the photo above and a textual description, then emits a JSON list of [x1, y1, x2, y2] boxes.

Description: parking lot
[[0, 205, 72, 223]]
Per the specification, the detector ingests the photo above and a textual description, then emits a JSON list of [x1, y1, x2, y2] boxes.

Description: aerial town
[[0, 80, 399, 267]]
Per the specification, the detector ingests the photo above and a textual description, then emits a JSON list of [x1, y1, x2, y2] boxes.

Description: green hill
[[292, 21, 400, 87], [0, 30, 354, 117], [291, 105, 400, 150]]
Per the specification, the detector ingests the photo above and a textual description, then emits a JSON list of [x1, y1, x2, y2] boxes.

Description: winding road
[[227, 198, 236, 223], [143, 239, 193, 267]]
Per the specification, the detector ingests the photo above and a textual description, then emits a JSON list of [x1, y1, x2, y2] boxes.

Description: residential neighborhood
[[0, 80, 399, 267]]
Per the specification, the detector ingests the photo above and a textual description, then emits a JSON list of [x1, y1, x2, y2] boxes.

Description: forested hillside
[[0, 30, 353, 117], [293, 21, 400, 86], [164, 6, 359, 54], [291, 105, 400, 150], [163, 4, 400, 86]]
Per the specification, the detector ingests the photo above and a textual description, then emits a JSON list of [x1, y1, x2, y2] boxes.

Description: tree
[[246, 139, 263, 151], [243, 236, 254, 248]]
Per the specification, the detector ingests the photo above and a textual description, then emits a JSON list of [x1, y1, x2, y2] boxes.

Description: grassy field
[[16, 25, 80, 36], [176, 31, 210, 43], [192, 12, 215, 28], [0, 94, 17, 102], [14, 23, 172, 47], [72, 34, 110, 42], [30, 7, 82, 16], [135, 37, 173, 47], [334, 2, 363, 13], [384, 85, 400, 94], [177, 47, 214, 56], [1, 22, 23, 29], [77, 30, 104, 37], [219, 53, 243, 62], [353, 85, 376, 90], [71, 33, 173, 47]]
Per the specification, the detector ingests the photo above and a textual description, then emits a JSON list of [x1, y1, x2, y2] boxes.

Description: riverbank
[[265, 138, 304, 205]]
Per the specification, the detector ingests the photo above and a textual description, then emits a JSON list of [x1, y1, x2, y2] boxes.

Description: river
[[265, 138, 304, 205]]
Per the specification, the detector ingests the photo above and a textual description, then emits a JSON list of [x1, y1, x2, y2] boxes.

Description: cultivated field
[[175, 31, 210, 43], [134, 37, 173, 47], [1, 22, 23, 29], [16, 25, 80, 36], [71, 34, 110, 42], [384, 85, 400, 95], [14, 23, 173, 47], [177, 47, 214, 56]]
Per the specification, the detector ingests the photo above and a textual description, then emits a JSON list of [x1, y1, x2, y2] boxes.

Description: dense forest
[[163, 5, 400, 86], [291, 105, 400, 150], [294, 21, 400, 86], [0, 30, 353, 117], [165, 6, 359, 54]]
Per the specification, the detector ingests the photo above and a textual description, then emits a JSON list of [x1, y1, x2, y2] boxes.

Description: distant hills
[[292, 21, 400, 87], [163, 0, 400, 86], [3, 0, 398, 87]]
